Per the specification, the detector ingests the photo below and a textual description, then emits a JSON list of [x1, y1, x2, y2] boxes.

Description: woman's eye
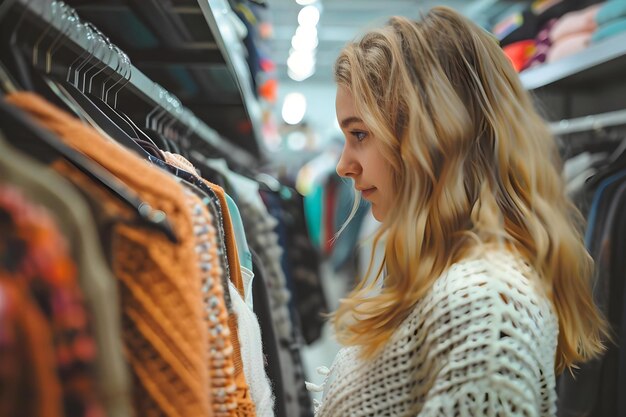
[[351, 131, 367, 142]]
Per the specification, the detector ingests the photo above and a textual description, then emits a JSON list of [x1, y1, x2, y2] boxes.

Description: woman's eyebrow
[[340, 116, 364, 129]]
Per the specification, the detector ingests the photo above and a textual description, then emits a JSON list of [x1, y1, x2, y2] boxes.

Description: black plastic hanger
[[54, 37, 151, 159], [144, 128, 173, 153], [57, 81, 151, 155], [81, 42, 140, 139], [79, 40, 164, 157], [0, 97, 178, 243], [120, 112, 162, 151], [31, 10, 152, 159]]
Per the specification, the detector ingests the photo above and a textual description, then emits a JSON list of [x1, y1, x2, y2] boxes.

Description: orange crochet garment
[[7, 92, 213, 417], [163, 153, 256, 417], [206, 183, 256, 417]]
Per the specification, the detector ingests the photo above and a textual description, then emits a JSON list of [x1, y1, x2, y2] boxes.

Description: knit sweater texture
[[8, 92, 213, 417], [229, 281, 276, 417], [312, 250, 558, 417], [182, 186, 239, 416]]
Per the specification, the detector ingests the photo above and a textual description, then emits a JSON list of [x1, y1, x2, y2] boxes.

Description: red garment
[[0, 184, 104, 417], [503, 40, 536, 72]]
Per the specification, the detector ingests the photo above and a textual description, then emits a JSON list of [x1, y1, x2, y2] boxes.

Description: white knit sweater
[[311, 251, 558, 417]]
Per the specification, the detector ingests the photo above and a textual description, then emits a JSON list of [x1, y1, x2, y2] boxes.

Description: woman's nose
[[336, 147, 359, 178]]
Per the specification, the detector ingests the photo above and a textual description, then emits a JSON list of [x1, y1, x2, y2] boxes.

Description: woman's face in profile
[[335, 86, 394, 222]]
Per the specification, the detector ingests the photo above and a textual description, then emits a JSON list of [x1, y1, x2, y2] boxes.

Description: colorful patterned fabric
[[0, 184, 104, 417]]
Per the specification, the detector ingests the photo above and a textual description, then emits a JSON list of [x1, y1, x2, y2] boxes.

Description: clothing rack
[[5, 0, 256, 168], [198, 0, 263, 148], [550, 108, 626, 136]]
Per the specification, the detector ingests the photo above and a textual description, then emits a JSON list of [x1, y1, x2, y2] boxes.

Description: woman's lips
[[361, 188, 375, 199]]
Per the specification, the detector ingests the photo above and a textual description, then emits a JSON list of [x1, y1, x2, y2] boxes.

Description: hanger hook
[[76, 22, 100, 92], [153, 93, 166, 133], [112, 50, 131, 108], [87, 35, 113, 94], [150, 88, 169, 131], [66, 20, 91, 84], [32, 0, 58, 68], [104, 46, 127, 104], [156, 93, 170, 133], [156, 92, 174, 134], [164, 95, 181, 138], [145, 85, 165, 129], [81, 26, 108, 93], [70, 22, 96, 88], [45, 3, 74, 74], [101, 44, 123, 99]]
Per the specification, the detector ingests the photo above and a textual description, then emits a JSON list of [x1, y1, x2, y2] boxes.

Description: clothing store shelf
[[520, 32, 626, 90], [197, 0, 264, 158], [550, 108, 626, 135], [59, 0, 265, 161], [13, 0, 256, 168]]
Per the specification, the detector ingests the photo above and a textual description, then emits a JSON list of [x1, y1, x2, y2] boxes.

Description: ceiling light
[[298, 6, 320, 27], [282, 93, 307, 125], [291, 31, 318, 51], [295, 0, 317, 5], [287, 50, 315, 73], [296, 25, 317, 40], [288, 68, 315, 82]]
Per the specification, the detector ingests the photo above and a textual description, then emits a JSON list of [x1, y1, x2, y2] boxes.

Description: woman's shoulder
[[431, 249, 548, 303], [407, 249, 558, 339]]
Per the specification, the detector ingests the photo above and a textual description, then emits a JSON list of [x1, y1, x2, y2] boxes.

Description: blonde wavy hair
[[332, 6, 608, 373]]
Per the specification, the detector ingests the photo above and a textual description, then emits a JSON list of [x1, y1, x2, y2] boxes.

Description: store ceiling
[[268, 0, 525, 83]]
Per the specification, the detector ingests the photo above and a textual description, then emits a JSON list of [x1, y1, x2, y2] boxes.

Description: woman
[[311, 6, 609, 417]]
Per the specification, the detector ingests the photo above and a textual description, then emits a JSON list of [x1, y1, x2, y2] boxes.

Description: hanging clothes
[[259, 187, 327, 345], [228, 281, 275, 417], [557, 143, 626, 417], [180, 186, 239, 416], [162, 152, 263, 417], [238, 198, 313, 417], [0, 134, 133, 417], [251, 249, 287, 417], [0, 183, 105, 417], [6, 92, 214, 417], [201, 158, 313, 416]]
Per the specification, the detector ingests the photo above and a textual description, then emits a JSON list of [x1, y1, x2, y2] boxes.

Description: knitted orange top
[[7, 92, 213, 417], [209, 183, 257, 417], [163, 153, 256, 417]]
